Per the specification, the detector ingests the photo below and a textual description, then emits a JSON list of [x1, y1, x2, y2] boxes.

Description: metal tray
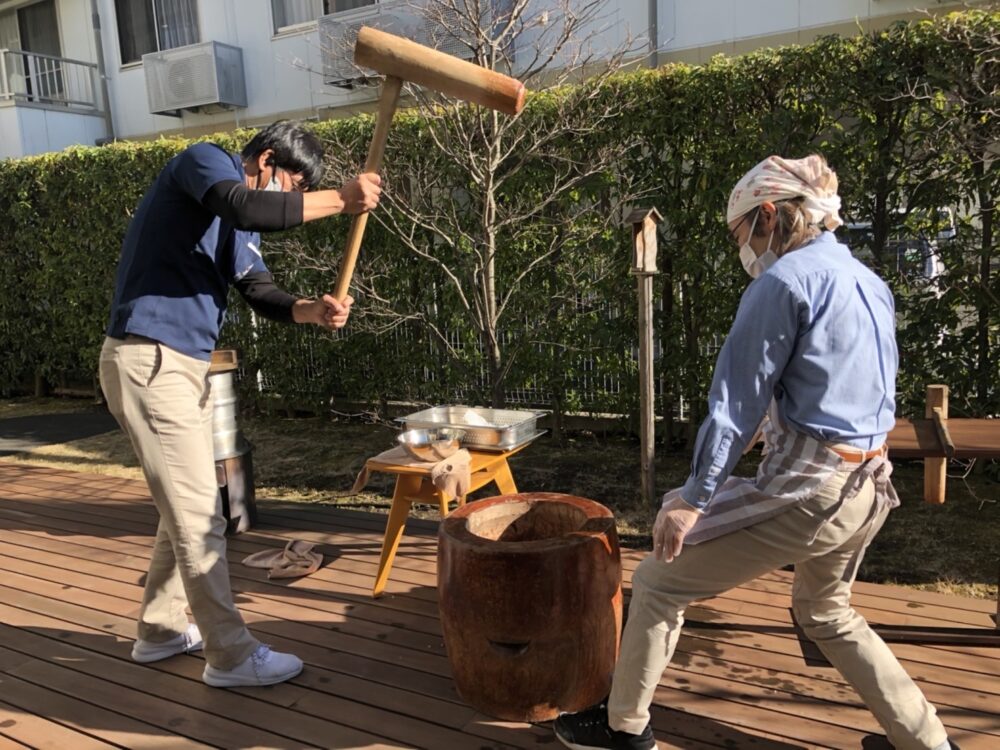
[[399, 406, 544, 450], [462, 429, 547, 453]]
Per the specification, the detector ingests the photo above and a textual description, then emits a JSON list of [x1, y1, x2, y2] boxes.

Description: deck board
[[0, 462, 996, 749]]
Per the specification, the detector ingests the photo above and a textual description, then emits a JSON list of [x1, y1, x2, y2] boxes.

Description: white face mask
[[738, 212, 778, 278], [263, 171, 282, 192]]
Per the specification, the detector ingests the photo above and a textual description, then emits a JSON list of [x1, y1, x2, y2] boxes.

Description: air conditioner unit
[[319, 1, 476, 89], [143, 41, 248, 115], [319, 1, 411, 87], [419, 4, 481, 61]]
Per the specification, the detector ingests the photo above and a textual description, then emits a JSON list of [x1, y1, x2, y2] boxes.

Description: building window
[[114, 0, 200, 65], [271, 0, 375, 33]]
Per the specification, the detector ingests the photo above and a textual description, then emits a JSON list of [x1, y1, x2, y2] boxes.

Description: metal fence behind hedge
[[237, 302, 723, 421]]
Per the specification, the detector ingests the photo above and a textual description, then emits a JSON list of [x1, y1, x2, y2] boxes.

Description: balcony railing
[[0, 49, 102, 111]]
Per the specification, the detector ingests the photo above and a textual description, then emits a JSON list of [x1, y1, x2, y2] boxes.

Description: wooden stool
[[366, 444, 527, 597]]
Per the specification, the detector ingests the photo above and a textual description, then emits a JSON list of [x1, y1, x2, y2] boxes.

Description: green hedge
[[1, 11, 997, 426]]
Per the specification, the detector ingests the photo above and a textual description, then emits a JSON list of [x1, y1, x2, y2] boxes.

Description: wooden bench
[[883, 385, 999, 645]]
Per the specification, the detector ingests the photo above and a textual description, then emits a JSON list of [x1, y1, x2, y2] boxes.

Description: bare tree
[[309, 0, 648, 407]]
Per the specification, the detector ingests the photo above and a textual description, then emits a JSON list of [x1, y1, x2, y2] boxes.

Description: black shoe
[[553, 703, 654, 750], [863, 735, 959, 750]]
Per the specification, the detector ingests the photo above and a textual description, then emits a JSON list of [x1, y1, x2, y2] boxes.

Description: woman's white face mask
[[739, 212, 778, 278]]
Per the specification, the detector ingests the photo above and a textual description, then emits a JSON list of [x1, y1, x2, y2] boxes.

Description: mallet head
[[354, 26, 526, 115]]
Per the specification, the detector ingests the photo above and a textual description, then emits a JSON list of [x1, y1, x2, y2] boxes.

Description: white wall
[[97, 0, 375, 140], [86, 0, 987, 141], [0, 103, 106, 158], [21, 104, 106, 152], [657, 0, 985, 53], [560, 0, 650, 62], [0, 0, 986, 153], [0, 105, 24, 159], [0, 0, 108, 157]]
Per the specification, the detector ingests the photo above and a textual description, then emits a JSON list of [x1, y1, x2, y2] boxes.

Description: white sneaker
[[131, 623, 203, 663], [202, 644, 303, 688]]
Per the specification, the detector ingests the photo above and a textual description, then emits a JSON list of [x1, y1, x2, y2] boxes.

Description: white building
[[0, 0, 989, 160]]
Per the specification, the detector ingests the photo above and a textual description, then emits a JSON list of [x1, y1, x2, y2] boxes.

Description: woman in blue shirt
[[554, 156, 955, 750]]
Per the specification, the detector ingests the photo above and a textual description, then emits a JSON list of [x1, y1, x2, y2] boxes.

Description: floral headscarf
[[727, 155, 843, 231]]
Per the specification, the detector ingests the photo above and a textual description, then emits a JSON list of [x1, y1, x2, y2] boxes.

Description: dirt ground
[[1, 398, 997, 600]]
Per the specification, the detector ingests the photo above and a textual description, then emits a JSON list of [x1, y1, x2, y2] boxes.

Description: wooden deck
[[0, 462, 996, 750]]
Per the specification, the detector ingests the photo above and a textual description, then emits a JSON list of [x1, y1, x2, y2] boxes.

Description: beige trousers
[[99, 337, 258, 669], [609, 469, 949, 750]]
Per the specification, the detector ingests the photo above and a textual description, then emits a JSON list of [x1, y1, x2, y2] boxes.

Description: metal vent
[[319, 1, 475, 88], [143, 41, 248, 114], [421, 5, 479, 60]]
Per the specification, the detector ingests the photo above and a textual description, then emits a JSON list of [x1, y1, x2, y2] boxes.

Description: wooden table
[[366, 443, 528, 597]]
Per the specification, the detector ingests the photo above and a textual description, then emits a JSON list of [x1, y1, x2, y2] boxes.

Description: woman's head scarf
[[727, 155, 843, 231]]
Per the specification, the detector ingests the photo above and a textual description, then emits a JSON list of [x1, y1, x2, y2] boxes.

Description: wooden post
[[924, 384, 948, 504], [626, 208, 662, 507]]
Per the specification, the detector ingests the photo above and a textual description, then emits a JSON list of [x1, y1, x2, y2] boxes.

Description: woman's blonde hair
[[750, 197, 822, 256]]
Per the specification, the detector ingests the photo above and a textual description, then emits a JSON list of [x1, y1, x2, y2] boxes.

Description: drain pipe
[[648, 0, 658, 68], [90, 0, 116, 142], [648, 0, 676, 69]]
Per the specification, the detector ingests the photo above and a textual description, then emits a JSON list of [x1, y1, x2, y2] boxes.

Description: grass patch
[[2, 398, 997, 600]]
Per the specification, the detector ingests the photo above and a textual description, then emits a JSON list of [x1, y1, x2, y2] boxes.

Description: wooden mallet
[[331, 25, 527, 302]]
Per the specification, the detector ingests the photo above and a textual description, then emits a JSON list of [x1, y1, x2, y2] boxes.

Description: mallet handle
[[332, 74, 403, 302]]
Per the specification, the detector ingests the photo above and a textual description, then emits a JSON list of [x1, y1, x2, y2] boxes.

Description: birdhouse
[[625, 207, 662, 274]]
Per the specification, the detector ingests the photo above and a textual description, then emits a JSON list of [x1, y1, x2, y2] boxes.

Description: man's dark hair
[[241, 120, 325, 191]]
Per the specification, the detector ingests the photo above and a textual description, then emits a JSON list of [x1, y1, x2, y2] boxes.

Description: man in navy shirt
[[99, 121, 381, 688]]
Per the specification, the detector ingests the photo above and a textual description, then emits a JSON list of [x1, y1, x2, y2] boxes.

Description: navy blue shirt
[[106, 143, 268, 360]]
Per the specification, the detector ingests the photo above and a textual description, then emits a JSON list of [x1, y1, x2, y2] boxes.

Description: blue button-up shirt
[[681, 232, 898, 510]]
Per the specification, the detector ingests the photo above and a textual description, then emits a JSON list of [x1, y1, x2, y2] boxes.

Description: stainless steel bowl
[[397, 427, 466, 461], [430, 428, 466, 459]]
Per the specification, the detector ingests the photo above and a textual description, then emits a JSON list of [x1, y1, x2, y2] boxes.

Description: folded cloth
[[351, 446, 472, 502], [431, 449, 471, 501], [242, 540, 323, 579]]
